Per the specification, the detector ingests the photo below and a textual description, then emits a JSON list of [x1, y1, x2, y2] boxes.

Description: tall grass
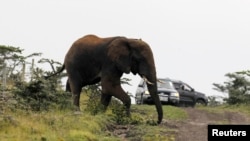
[[0, 109, 119, 141]]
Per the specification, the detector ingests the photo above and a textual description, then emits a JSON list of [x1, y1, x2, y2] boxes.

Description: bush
[[213, 70, 250, 105], [84, 84, 104, 115], [12, 68, 72, 112]]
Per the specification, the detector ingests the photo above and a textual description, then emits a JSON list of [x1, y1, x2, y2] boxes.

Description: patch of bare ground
[[106, 124, 134, 140]]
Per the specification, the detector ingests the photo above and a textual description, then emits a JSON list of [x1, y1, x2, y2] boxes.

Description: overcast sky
[[1, 0, 250, 103]]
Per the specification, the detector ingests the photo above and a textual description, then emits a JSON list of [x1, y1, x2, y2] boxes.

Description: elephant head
[[108, 38, 163, 124]]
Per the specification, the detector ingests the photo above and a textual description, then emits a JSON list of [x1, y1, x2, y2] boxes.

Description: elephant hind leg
[[66, 79, 71, 92], [68, 75, 83, 111]]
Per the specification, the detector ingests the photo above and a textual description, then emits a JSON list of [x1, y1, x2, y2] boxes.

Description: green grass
[[0, 110, 112, 141], [197, 104, 250, 116], [0, 104, 187, 141], [132, 105, 188, 121]]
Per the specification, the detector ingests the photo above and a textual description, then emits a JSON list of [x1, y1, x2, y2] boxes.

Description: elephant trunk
[[143, 73, 163, 124]]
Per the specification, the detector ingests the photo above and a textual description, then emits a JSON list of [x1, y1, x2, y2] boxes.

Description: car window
[[173, 82, 181, 89], [157, 79, 175, 89], [138, 79, 145, 87], [183, 84, 193, 91]]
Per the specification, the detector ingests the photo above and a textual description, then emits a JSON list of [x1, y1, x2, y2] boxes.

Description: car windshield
[[157, 79, 175, 89]]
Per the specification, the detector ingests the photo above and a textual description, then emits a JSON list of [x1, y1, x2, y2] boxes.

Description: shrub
[[12, 68, 72, 112], [84, 84, 104, 115]]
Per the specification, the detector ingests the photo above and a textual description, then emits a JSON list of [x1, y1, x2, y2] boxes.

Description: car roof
[[170, 79, 193, 88], [169, 79, 189, 86], [158, 78, 171, 81], [140, 77, 172, 82], [169, 79, 182, 83]]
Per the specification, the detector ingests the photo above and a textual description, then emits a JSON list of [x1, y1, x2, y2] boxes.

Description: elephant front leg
[[100, 94, 112, 111], [101, 78, 131, 116], [117, 92, 131, 117]]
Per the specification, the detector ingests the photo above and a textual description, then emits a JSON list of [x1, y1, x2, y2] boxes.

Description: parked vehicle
[[170, 79, 208, 107], [135, 78, 180, 105]]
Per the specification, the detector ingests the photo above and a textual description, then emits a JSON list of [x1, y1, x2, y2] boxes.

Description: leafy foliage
[[207, 96, 222, 106], [0, 45, 71, 112], [83, 83, 104, 115], [213, 70, 250, 105], [0, 45, 42, 113], [0, 45, 41, 80], [12, 67, 72, 111]]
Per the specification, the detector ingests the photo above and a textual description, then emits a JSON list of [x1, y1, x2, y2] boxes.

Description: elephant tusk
[[143, 76, 154, 85], [157, 79, 165, 84]]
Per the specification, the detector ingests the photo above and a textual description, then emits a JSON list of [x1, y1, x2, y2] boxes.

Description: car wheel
[[135, 100, 139, 104], [176, 102, 186, 107], [196, 99, 206, 106], [136, 100, 142, 105]]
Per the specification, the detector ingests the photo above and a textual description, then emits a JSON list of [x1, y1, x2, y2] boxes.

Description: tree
[[0, 45, 41, 83], [213, 70, 250, 105], [0, 45, 42, 112]]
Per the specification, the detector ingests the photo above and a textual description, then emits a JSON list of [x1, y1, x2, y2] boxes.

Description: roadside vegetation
[[1, 45, 250, 141]]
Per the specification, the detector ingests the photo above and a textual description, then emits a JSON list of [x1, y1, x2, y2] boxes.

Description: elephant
[[47, 34, 163, 124]]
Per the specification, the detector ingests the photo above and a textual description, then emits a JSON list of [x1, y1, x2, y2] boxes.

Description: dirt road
[[174, 107, 250, 141], [108, 107, 250, 141]]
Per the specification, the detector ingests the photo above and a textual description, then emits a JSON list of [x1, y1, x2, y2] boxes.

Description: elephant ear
[[107, 37, 132, 74]]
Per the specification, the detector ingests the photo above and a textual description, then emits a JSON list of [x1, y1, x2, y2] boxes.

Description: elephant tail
[[44, 64, 65, 79]]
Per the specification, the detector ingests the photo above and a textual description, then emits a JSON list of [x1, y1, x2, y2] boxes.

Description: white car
[[135, 78, 180, 105]]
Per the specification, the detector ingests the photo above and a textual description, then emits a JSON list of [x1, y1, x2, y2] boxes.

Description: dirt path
[[108, 107, 250, 141], [174, 107, 250, 141]]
